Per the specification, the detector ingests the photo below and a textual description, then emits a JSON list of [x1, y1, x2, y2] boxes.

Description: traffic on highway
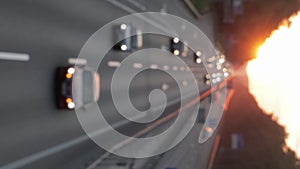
[[0, 0, 234, 169]]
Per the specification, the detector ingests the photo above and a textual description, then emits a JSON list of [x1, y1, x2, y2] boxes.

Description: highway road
[[0, 0, 223, 169]]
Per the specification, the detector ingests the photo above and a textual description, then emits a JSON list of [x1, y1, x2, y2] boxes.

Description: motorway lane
[[0, 0, 135, 168], [117, 0, 216, 41], [0, 1, 217, 169], [88, 85, 217, 169], [152, 86, 228, 169]]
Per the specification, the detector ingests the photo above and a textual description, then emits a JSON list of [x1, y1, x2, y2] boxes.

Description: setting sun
[[246, 10, 300, 157]]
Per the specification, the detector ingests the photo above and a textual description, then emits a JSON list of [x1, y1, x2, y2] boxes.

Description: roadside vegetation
[[190, 0, 211, 14]]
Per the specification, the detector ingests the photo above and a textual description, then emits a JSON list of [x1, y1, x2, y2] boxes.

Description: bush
[[190, 0, 211, 14]]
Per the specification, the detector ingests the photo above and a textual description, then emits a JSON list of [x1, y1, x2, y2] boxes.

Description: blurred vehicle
[[131, 27, 143, 49], [114, 23, 132, 51], [204, 74, 211, 85], [212, 73, 223, 84], [222, 61, 233, 78], [170, 37, 188, 57], [194, 51, 202, 64], [113, 23, 143, 51], [56, 66, 100, 109]]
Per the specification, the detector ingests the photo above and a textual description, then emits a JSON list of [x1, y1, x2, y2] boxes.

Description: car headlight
[[196, 58, 202, 64], [120, 24, 127, 30], [196, 51, 202, 57], [121, 44, 128, 51], [67, 67, 75, 74], [67, 102, 75, 109], [66, 98, 75, 109], [173, 49, 180, 56], [173, 37, 179, 43]]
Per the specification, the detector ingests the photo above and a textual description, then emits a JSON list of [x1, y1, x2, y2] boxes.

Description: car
[[204, 74, 211, 85], [55, 66, 100, 109], [194, 51, 202, 64], [131, 27, 143, 49], [170, 37, 188, 57], [113, 23, 143, 51], [114, 23, 132, 51]]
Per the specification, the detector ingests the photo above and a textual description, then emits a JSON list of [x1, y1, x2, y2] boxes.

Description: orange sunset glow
[[246, 10, 300, 157]]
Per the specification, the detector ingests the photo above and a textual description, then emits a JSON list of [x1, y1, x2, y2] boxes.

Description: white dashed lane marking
[[107, 61, 121, 68], [0, 52, 30, 62]]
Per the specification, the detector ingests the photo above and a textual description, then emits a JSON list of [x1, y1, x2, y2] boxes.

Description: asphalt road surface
[[0, 0, 220, 169]]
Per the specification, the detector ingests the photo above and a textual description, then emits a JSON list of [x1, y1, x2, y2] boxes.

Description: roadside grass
[[190, 0, 211, 14]]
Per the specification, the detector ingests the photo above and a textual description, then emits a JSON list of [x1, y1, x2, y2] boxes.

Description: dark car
[[204, 74, 211, 85], [113, 23, 143, 51], [113, 23, 132, 51], [170, 37, 188, 57], [56, 66, 100, 109], [194, 51, 202, 64]]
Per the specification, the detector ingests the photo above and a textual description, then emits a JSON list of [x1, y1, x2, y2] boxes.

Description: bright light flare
[[67, 102, 75, 109], [67, 67, 75, 74], [246, 11, 300, 158], [66, 73, 72, 79], [205, 127, 213, 133], [173, 37, 179, 43], [219, 58, 225, 64], [196, 51, 202, 57], [120, 24, 127, 30], [120, 44, 128, 51], [173, 49, 180, 56], [66, 98, 73, 104]]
